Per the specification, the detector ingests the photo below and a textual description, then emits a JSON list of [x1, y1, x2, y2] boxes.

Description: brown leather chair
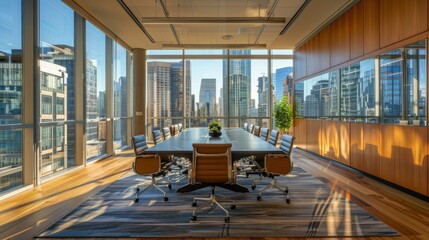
[[253, 126, 261, 137], [132, 154, 171, 202], [252, 134, 295, 204], [259, 128, 269, 141], [190, 143, 236, 223]]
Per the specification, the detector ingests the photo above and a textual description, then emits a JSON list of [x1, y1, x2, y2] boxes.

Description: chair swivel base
[[135, 177, 171, 202], [190, 186, 236, 223], [253, 178, 290, 204]]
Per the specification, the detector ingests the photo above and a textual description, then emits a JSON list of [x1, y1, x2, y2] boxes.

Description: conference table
[[145, 127, 284, 193]]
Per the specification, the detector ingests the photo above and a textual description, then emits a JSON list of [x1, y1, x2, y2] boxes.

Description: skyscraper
[[275, 66, 293, 101], [199, 78, 216, 116], [223, 50, 251, 118]]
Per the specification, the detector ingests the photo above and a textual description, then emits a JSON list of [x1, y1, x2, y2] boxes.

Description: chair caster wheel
[[257, 196, 261, 201], [136, 187, 140, 192], [134, 198, 139, 203], [285, 189, 288, 193], [230, 205, 236, 209], [224, 217, 230, 223], [191, 216, 197, 221], [251, 185, 256, 190], [286, 199, 290, 204], [191, 202, 197, 207], [168, 184, 172, 189], [164, 197, 168, 201]]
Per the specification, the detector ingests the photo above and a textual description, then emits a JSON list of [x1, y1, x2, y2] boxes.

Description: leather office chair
[[253, 126, 261, 137], [132, 154, 171, 202], [259, 128, 270, 141], [243, 122, 248, 131], [248, 124, 254, 134], [190, 143, 236, 223], [178, 123, 183, 132], [252, 134, 295, 204], [162, 127, 171, 140], [131, 134, 149, 156], [152, 129, 163, 145], [268, 129, 279, 146]]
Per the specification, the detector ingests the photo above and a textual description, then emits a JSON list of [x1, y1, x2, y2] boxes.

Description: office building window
[[0, 0, 23, 193], [341, 59, 376, 122], [86, 22, 107, 160], [39, 0, 76, 177], [113, 42, 128, 150]]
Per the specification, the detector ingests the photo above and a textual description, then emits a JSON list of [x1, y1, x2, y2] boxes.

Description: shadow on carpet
[[37, 164, 398, 238]]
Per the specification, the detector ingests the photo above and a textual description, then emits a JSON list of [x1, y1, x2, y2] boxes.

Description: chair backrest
[[279, 134, 295, 156], [259, 128, 270, 141], [191, 143, 232, 184], [162, 127, 171, 140], [169, 125, 179, 136], [243, 122, 248, 131], [131, 134, 149, 156], [264, 154, 293, 175], [248, 124, 254, 134], [178, 123, 183, 132], [268, 130, 279, 146], [253, 126, 261, 136], [133, 154, 161, 175], [152, 129, 163, 145]]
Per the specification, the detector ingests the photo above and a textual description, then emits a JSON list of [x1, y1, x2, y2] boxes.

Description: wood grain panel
[[318, 27, 331, 71], [380, 125, 428, 195], [350, 122, 364, 171], [294, 44, 307, 80], [380, 0, 427, 47], [306, 119, 322, 154], [330, 13, 351, 66], [350, 1, 364, 59], [306, 35, 318, 75], [363, 0, 380, 54], [363, 123, 381, 177], [293, 118, 306, 149], [320, 120, 350, 165]]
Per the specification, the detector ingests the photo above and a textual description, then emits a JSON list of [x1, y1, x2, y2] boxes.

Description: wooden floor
[[0, 148, 429, 240]]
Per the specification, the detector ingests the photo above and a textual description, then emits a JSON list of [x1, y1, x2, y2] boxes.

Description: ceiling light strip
[[141, 17, 285, 25], [279, 0, 311, 35], [116, 0, 156, 43]]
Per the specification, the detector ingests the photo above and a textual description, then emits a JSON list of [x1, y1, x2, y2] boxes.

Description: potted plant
[[208, 119, 222, 138], [274, 96, 293, 134]]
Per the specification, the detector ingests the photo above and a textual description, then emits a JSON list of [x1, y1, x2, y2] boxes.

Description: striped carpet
[[37, 156, 398, 238]]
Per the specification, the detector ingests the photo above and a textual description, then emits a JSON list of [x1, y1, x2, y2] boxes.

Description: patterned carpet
[[37, 161, 398, 238]]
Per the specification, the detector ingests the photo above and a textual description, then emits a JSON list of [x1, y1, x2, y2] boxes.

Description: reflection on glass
[[85, 22, 106, 160], [113, 43, 128, 149], [380, 49, 402, 123], [341, 59, 375, 121], [296, 73, 331, 117]]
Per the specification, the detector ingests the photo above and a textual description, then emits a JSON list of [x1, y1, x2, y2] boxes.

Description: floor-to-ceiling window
[[0, 0, 23, 193], [271, 55, 293, 130], [39, 0, 76, 177], [146, 50, 292, 140], [113, 43, 128, 150], [85, 22, 107, 160]]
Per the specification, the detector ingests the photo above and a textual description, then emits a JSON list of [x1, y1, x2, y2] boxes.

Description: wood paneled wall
[[294, 0, 428, 81], [293, 119, 429, 196]]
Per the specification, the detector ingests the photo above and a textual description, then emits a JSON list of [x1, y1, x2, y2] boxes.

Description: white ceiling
[[66, 0, 357, 50]]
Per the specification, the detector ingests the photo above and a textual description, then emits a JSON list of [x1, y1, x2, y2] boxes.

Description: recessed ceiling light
[[222, 35, 233, 40]]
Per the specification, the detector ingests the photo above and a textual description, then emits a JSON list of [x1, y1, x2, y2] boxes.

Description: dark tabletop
[[145, 127, 284, 160]]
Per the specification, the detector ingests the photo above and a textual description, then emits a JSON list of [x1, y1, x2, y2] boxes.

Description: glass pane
[[147, 50, 182, 55], [113, 43, 128, 149], [39, 0, 76, 177], [0, 0, 22, 124], [295, 73, 331, 118], [0, 129, 22, 193], [272, 60, 293, 101], [86, 22, 106, 160], [272, 49, 293, 55], [340, 59, 376, 121], [184, 49, 223, 55], [146, 59, 187, 141], [187, 59, 222, 122], [380, 49, 402, 124], [228, 58, 268, 118], [405, 40, 426, 125], [229, 49, 268, 55]]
